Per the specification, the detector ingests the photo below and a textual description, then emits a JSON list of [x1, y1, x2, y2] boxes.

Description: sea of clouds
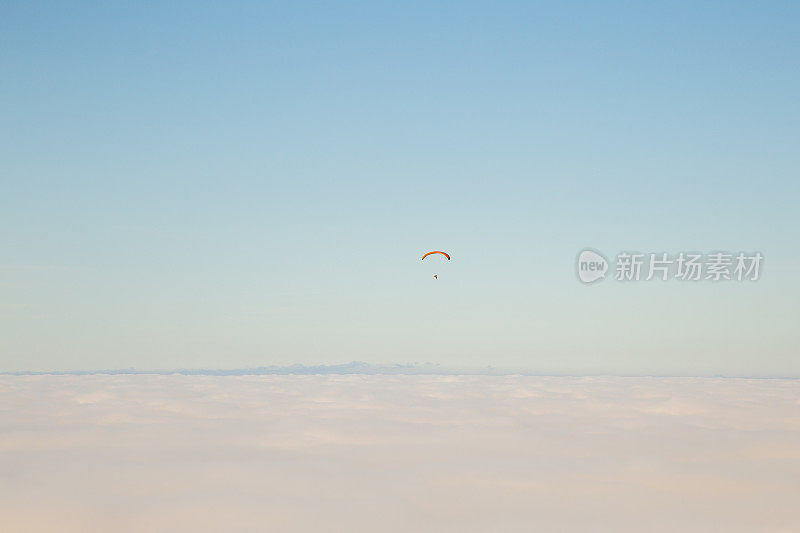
[[1, 374, 798, 532]]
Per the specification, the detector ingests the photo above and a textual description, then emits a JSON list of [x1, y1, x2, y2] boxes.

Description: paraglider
[[422, 251, 450, 280]]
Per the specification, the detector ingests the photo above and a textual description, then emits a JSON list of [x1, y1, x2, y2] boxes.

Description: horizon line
[[1, 362, 797, 380]]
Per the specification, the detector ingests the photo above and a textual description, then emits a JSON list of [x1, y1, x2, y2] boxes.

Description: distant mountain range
[[4, 362, 796, 379], [3, 361, 508, 376]]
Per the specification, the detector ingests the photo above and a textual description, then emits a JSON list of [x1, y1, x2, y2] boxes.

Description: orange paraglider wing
[[421, 251, 450, 261]]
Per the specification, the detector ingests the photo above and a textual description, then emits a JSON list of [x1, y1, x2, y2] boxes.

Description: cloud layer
[[1, 375, 799, 532]]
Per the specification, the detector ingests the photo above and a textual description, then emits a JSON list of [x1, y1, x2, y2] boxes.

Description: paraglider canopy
[[421, 251, 450, 261]]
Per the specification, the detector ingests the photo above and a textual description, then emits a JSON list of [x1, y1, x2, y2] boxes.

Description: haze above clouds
[[1, 374, 798, 532]]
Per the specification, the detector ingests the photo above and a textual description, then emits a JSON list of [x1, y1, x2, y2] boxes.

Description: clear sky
[[2, 1, 798, 374]]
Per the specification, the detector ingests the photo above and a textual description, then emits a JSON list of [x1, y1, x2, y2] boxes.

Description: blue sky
[[1, 1, 798, 373]]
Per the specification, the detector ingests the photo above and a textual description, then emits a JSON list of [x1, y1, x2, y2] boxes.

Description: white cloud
[[0, 375, 798, 532]]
